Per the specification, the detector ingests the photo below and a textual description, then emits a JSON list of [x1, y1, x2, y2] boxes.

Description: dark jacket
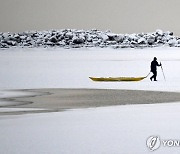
[[151, 60, 161, 72]]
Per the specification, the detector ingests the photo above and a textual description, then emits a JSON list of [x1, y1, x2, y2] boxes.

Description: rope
[[145, 72, 151, 78]]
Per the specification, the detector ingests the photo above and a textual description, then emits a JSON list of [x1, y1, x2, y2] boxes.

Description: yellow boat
[[89, 76, 146, 82]]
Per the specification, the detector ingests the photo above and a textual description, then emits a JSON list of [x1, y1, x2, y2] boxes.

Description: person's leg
[[154, 71, 157, 81], [150, 72, 154, 81]]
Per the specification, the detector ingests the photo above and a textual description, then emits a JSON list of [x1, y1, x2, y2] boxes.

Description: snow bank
[[0, 29, 180, 49]]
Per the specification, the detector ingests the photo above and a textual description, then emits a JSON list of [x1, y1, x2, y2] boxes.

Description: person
[[150, 57, 161, 81]]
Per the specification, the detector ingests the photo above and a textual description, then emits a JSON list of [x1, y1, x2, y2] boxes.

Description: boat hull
[[89, 76, 146, 82]]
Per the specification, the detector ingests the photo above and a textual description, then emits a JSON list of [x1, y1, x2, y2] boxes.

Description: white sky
[[0, 0, 180, 36]]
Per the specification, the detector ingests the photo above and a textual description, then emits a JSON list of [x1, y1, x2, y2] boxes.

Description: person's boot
[[150, 77, 153, 81]]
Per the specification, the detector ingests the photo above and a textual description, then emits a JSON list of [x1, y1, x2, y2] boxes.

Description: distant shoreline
[[1, 88, 180, 115], [1, 29, 179, 49]]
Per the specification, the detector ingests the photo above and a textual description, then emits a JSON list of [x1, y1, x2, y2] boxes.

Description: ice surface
[[1, 103, 180, 154], [0, 47, 180, 92], [0, 47, 180, 154]]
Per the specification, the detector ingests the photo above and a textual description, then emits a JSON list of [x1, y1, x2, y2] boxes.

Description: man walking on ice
[[150, 57, 161, 81]]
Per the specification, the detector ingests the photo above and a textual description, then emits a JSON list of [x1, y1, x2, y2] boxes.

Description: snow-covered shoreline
[[1, 29, 180, 49]]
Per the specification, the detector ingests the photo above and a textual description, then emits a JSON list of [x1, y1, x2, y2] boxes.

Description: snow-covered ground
[[0, 47, 180, 154]]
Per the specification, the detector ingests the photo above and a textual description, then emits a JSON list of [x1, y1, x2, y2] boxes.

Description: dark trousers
[[151, 71, 157, 81]]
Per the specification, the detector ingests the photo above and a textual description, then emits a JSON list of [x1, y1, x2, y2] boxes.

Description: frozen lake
[[0, 47, 180, 154]]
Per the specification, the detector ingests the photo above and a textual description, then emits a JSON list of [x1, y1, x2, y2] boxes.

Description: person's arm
[[155, 61, 161, 66], [157, 62, 161, 66]]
